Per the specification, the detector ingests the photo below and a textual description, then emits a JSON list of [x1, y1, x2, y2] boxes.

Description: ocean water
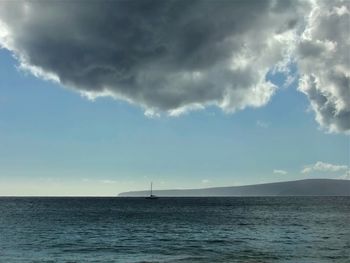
[[0, 197, 349, 263]]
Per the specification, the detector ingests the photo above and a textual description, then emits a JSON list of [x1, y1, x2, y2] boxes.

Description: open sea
[[0, 197, 349, 263]]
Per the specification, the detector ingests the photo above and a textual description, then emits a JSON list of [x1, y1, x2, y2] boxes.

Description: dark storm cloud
[[0, 0, 304, 115], [0, 0, 348, 132]]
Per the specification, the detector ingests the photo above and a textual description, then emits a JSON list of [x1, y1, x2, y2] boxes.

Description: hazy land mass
[[118, 179, 350, 197]]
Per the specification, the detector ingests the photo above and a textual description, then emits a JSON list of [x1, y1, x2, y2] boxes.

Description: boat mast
[[150, 182, 153, 196]]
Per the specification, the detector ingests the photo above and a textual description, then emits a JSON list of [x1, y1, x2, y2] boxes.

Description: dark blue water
[[0, 197, 349, 263]]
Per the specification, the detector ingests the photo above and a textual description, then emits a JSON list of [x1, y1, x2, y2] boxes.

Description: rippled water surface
[[0, 197, 349, 262]]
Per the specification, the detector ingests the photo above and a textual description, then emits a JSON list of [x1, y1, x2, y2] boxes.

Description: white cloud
[[340, 170, 350, 180], [201, 179, 210, 184], [273, 169, 288, 175], [301, 161, 348, 174], [297, 0, 350, 133]]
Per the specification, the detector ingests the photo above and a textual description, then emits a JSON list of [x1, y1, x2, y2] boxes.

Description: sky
[[0, 0, 349, 196]]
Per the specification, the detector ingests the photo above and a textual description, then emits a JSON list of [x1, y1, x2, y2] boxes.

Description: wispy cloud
[[301, 161, 348, 174], [82, 178, 91, 183], [256, 120, 269, 128], [273, 169, 288, 175], [99, 179, 117, 184], [201, 179, 210, 184]]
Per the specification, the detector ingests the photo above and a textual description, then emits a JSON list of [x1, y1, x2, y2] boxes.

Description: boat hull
[[145, 195, 159, 200]]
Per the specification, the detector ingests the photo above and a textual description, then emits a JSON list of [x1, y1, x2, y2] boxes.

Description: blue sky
[[0, 49, 348, 195], [0, 1, 349, 195]]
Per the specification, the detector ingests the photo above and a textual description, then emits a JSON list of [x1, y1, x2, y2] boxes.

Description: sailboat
[[145, 182, 158, 199]]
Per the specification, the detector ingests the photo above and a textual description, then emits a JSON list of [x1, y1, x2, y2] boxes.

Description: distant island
[[118, 179, 350, 197]]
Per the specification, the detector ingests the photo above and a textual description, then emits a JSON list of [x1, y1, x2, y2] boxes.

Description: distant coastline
[[118, 179, 350, 197]]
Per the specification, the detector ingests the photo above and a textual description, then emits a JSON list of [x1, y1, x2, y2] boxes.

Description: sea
[[0, 197, 349, 263]]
